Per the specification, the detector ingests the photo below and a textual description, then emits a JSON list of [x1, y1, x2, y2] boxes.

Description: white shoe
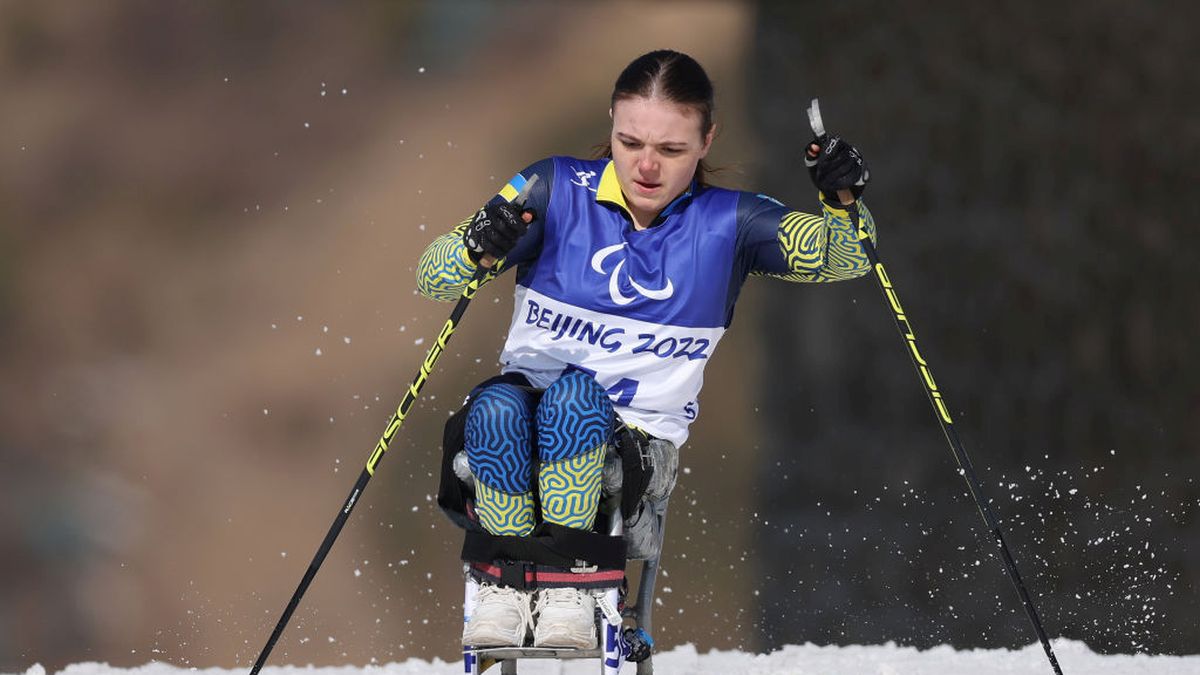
[[532, 587, 597, 649], [462, 584, 533, 647]]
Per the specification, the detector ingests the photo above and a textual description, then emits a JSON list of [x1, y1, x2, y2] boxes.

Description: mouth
[[633, 179, 662, 194]]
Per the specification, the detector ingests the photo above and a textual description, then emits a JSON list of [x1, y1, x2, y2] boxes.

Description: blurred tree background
[[751, 0, 1199, 657], [0, 1, 1195, 672]]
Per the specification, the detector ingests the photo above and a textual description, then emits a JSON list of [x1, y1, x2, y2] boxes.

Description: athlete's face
[[610, 96, 713, 229]]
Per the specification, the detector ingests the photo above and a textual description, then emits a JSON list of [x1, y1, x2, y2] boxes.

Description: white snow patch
[[26, 640, 1200, 675]]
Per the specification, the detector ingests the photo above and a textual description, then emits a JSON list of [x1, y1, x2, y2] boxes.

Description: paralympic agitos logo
[[590, 243, 674, 305]]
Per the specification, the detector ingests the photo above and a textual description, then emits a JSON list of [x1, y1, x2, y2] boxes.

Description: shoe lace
[[477, 584, 533, 626], [535, 587, 587, 612]]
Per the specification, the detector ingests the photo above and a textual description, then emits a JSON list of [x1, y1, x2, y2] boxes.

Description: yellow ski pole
[[249, 175, 539, 675]]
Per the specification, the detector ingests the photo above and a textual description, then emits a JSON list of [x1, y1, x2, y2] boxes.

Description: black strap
[[615, 425, 654, 517], [462, 522, 627, 571], [497, 560, 529, 589]]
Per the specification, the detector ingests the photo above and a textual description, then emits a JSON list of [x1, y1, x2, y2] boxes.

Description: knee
[[540, 369, 610, 412], [465, 384, 536, 493], [468, 383, 535, 427], [537, 370, 613, 462]]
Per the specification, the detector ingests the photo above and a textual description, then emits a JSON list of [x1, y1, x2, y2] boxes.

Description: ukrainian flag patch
[[498, 173, 528, 202]]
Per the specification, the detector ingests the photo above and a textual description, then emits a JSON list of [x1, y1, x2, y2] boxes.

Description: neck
[[629, 206, 657, 231]]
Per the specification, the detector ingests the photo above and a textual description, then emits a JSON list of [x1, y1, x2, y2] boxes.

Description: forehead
[[611, 96, 703, 142]]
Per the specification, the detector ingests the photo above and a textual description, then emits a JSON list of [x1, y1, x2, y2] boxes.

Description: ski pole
[[805, 99, 1063, 675], [248, 175, 539, 675]]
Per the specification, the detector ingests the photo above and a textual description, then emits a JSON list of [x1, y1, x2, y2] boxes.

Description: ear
[[608, 107, 613, 119], [699, 123, 716, 158]]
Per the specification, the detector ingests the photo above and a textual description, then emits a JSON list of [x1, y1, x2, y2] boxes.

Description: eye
[[621, 139, 642, 150], [661, 147, 684, 156]]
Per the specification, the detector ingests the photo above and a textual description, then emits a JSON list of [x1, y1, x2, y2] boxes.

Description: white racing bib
[[501, 287, 725, 447]]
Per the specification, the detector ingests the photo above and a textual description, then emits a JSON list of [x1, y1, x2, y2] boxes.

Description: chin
[[631, 195, 667, 213]]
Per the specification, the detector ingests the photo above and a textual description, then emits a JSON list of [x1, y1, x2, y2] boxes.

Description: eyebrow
[[615, 132, 689, 148]]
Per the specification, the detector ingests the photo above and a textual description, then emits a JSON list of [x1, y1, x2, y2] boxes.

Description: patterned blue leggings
[[464, 369, 614, 536]]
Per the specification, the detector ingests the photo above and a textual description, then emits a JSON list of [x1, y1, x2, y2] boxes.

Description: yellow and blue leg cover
[[465, 384, 537, 536], [536, 370, 613, 531]]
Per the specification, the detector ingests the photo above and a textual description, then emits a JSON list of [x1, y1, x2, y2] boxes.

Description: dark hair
[[598, 49, 717, 185]]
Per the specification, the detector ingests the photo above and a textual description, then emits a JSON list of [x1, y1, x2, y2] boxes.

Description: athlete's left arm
[[736, 191, 877, 283]]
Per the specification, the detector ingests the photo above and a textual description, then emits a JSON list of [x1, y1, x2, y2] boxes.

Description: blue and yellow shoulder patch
[[497, 172, 528, 203]]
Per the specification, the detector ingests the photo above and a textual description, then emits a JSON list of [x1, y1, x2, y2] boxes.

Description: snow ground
[[21, 640, 1200, 675]]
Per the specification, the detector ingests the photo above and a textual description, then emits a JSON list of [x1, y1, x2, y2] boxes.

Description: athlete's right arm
[[415, 159, 554, 301]]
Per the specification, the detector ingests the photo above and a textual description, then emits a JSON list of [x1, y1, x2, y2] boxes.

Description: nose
[[637, 150, 659, 176]]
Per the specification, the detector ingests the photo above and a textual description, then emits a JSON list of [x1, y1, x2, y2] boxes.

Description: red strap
[[471, 562, 625, 586]]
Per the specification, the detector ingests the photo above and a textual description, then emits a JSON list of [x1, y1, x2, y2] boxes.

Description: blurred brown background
[[1, 1, 1196, 672]]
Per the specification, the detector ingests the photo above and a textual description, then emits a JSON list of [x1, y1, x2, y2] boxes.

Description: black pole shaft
[[853, 217, 1063, 674], [248, 266, 490, 675]]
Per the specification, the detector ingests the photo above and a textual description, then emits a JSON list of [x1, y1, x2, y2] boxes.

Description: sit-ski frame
[[463, 498, 669, 674]]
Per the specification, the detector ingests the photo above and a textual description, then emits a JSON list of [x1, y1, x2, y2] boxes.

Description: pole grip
[[806, 98, 859, 207]]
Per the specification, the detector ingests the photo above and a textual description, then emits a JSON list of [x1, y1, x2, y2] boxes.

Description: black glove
[[805, 135, 870, 203], [462, 201, 533, 263]]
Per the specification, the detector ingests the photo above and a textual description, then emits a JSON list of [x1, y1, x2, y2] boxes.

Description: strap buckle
[[497, 560, 532, 590]]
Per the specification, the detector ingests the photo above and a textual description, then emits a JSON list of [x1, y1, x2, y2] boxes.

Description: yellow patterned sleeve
[[415, 217, 477, 301], [758, 197, 877, 284]]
